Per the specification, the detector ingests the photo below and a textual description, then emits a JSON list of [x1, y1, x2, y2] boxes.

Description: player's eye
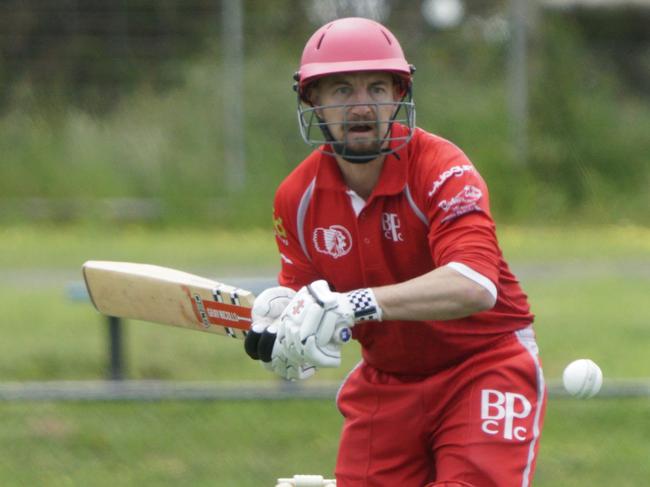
[[370, 84, 387, 95], [333, 85, 351, 96]]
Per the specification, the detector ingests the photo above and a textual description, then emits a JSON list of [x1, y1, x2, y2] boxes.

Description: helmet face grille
[[295, 18, 416, 161], [297, 96, 416, 162]]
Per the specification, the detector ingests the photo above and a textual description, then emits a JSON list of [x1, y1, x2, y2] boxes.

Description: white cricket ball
[[562, 359, 603, 398]]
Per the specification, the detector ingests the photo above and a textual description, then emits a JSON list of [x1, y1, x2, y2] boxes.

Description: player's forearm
[[372, 265, 496, 322]]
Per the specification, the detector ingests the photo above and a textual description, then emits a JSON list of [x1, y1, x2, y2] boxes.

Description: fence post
[[221, 0, 246, 189], [107, 316, 125, 380], [508, 0, 530, 165]]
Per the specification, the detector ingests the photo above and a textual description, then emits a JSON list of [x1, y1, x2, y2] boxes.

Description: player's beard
[[332, 118, 390, 164]]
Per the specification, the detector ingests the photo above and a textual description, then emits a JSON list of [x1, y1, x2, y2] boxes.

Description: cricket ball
[[562, 359, 603, 398]]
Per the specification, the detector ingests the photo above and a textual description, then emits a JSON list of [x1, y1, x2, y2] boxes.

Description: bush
[[1, 10, 648, 226]]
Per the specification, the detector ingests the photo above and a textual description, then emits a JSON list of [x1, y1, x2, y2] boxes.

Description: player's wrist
[[345, 288, 383, 323]]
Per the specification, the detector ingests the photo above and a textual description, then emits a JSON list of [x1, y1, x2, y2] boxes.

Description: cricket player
[[244, 17, 546, 487]]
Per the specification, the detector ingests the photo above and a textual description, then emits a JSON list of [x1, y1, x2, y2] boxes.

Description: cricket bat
[[82, 260, 255, 339]]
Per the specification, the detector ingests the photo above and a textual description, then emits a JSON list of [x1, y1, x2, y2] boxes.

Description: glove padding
[[278, 280, 354, 369], [244, 286, 315, 381]]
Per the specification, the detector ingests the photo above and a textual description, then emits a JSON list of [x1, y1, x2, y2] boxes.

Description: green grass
[[0, 225, 279, 272], [0, 400, 342, 487], [0, 224, 648, 485], [0, 283, 363, 382], [2, 275, 649, 382], [0, 224, 648, 271], [0, 224, 648, 381], [0, 398, 647, 486], [528, 276, 650, 379], [497, 225, 650, 262], [537, 397, 650, 486]]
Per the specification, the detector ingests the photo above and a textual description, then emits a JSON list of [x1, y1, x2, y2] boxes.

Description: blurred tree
[[0, 0, 220, 113], [549, 1, 650, 96], [562, 4, 650, 96], [528, 11, 649, 214]]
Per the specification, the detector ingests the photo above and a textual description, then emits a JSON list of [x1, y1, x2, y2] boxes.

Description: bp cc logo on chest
[[313, 225, 352, 259]]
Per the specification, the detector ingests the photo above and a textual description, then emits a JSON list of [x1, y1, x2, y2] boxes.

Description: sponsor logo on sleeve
[[313, 225, 352, 259], [438, 185, 483, 222], [427, 164, 476, 197]]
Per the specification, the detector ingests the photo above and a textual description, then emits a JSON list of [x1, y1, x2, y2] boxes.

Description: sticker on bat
[[183, 286, 252, 331], [193, 294, 211, 329]]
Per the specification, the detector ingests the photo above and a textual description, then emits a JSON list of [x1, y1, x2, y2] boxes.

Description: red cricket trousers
[[335, 327, 546, 487]]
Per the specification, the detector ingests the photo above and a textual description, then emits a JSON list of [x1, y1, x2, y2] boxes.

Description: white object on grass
[[562, 359, 603, 398], [276, 475, 336, 486]]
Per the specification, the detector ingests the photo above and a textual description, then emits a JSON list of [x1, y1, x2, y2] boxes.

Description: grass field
[[0, 398, 648, 486], [0, 225, 649, 485]]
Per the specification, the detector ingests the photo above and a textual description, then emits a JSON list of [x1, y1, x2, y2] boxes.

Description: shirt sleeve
[[272, 188, 321, 291], [423, 144, 501, 287]]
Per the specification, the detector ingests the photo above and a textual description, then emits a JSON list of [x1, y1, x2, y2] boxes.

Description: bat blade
[[82, 261, 255, 339]]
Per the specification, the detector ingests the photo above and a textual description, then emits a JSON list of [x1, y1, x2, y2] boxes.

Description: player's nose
[[347, 93, 374, 115]]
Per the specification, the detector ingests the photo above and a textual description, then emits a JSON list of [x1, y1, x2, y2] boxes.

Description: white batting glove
[[277, 280, 382, 368], [244, 286, 315, 381]]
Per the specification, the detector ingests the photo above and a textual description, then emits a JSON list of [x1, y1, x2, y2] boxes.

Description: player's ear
[[305, 81, 322, 107], [309, 90, 325, 118], [392, 76, 406, 100]]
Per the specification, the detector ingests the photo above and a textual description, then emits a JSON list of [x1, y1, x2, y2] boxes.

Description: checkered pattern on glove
[[345, 288, 383, 322]]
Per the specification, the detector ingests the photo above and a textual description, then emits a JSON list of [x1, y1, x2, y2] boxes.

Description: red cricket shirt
[[272, 124, 534, 374]]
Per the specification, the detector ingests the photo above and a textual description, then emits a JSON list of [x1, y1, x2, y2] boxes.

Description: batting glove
[[244, 286, 315, 381], [278, 280, 382, 368]]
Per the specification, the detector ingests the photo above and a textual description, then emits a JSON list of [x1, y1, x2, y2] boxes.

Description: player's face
[[311, 72, 400, 156]]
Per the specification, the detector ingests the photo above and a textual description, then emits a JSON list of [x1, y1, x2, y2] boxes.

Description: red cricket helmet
[[294, 17, 417, 163], [294, 17, 414, 102]]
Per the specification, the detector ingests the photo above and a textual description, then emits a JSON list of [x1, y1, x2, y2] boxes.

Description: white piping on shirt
[[296, 178, 316, 261], [515, 326, 546, 487], [446, 261, 498, 301], [404, 184, 428, 226]]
